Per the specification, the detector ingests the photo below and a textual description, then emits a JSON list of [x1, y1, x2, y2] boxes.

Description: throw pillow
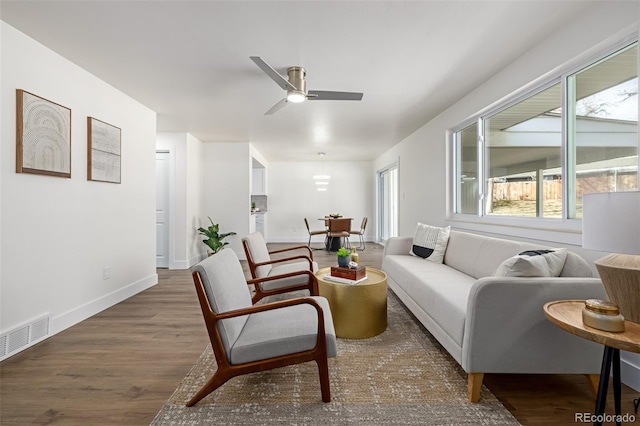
[[493, 248, 568, 277], [410, 223, 451, 263]]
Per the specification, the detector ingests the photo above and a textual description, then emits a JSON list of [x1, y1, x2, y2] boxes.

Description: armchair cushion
[[264, 261, 319, 291], [243, 232, 273, 278], [230, 296, 337, 364], [190, 249, 253, 354]]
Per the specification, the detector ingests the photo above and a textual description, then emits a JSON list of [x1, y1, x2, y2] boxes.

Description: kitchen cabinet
[[252, 167, 266, 195]]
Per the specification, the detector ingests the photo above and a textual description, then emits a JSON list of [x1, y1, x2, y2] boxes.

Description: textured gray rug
[[151, 292, 520, 425]]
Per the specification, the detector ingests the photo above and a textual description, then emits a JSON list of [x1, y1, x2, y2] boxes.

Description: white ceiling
[[0, 1, 595, 162]]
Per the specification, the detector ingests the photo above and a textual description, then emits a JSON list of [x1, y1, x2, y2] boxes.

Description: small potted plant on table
[[336, 247, 350, 267]]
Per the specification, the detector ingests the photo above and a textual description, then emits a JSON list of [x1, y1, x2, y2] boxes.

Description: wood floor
[[1, 242, 638, 425]]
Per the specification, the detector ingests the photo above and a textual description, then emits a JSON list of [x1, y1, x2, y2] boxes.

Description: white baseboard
[[52, 273, 158, 335], [171, 254, 205, 270], [621, 353, 640, 392]]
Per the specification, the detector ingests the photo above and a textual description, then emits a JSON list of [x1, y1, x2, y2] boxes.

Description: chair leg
[[186, 369, 232, 407], [316, 357, 331, 403], [359, 234, 365, 251]]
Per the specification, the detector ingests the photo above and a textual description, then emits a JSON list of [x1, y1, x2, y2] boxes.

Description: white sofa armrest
[[462, 277, 607, 374], [383, 236, 413, 257]]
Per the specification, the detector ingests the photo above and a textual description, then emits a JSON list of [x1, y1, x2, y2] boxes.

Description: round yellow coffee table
[[315, 267, 387, 339]]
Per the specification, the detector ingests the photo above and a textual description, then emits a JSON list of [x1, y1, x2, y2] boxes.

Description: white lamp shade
[[582, 191, 640, 255]]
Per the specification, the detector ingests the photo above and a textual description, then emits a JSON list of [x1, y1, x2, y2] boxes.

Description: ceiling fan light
[[287, 90, 306, 103]]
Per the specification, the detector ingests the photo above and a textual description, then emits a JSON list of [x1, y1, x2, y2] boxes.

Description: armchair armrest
[[269, 244, 314, 261], [247, 270, 319, 297], [215, 296, 327, 350], [253, 254, 314, 271], [462, 276, 606, 374]]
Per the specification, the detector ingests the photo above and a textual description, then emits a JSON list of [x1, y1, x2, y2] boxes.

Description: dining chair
[[327, 218, 351, 251], [350, 217, 368, 250], [242, 232, 318, 303], [187, 248, 337, 406], [304, 218, 327, 250]]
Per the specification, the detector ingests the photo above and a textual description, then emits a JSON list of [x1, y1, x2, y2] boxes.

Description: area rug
[[151, 292, 520, 425]]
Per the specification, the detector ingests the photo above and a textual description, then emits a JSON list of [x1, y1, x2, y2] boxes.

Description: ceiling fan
[[250, 56, 364, 115]]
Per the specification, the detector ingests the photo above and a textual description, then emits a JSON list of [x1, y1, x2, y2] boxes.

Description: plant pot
[[338, 256, 349, 267]]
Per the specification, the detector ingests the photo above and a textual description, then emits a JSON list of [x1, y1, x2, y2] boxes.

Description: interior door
[[156, 151, 170, 268]]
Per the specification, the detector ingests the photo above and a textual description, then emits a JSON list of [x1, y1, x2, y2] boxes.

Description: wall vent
[[0, 315, 51, 362]]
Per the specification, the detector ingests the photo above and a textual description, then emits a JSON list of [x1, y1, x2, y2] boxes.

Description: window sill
[[446, 214, 583, 247]]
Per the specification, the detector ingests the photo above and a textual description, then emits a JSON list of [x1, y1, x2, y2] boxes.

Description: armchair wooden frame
[[188, 270, 331, 407], [242, 240, 317, 303]]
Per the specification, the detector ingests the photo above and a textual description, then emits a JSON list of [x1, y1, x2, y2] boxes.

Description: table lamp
[[582, 191, 640, 324]]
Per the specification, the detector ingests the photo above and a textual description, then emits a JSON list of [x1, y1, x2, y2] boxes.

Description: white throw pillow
[[409, 223, 451, 264], [493, 248, 568, 277]]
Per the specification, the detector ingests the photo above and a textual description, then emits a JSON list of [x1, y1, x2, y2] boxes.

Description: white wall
[[186, 134, 204, 264], [374, 1, 640, 390], [1, 22, 157, 341], [202, 142, 250, 259], [156, 132, 204, 268], [267, 161, 374, 243]]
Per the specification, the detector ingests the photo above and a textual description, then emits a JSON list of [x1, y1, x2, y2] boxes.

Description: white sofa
[[381, 230, 607, 402]]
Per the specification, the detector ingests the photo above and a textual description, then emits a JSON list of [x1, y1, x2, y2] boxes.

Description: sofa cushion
[[383, 254, 475, 346], [494, 249, 568, 277], [410, 223, 450, 263]]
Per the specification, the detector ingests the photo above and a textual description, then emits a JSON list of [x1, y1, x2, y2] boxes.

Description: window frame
[[447, 35, 639, 245]]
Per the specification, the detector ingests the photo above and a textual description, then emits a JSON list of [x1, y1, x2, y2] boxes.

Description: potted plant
[[336, 246, 350, 267], [197, 217, 236, 255]]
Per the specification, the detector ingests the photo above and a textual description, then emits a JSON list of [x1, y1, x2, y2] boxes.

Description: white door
[[156, 151, 170, 268]]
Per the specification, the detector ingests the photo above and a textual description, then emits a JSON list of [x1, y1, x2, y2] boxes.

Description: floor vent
[[0, 315, 51, 362]]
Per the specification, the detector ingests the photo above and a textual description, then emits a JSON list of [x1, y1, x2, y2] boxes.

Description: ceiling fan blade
[[264, 98, 288, 115], [307, 90, 363, 101], [250, 56, 297, 91]]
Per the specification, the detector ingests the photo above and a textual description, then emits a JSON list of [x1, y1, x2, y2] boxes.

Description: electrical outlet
[[103, 266, 111, 280]]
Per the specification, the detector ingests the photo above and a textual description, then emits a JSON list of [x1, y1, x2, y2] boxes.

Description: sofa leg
[[468, 373, 484, 403], [586, 374, 600, 400]]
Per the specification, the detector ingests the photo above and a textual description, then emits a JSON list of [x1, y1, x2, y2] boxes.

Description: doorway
[[156, 151, 170, 268]]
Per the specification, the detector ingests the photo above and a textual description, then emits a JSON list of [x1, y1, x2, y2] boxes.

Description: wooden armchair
[[188, 248, 337, 406], [242, 232, 318, 303]]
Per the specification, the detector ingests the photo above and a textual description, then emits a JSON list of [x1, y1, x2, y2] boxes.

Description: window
[[454, 122, 478, 215], [569, 43, 638, 218], [485, 82, 562, 218], [452, 40, 638, 222], [378, 164, 398, 243]]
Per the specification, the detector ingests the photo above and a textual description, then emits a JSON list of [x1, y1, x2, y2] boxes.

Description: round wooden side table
[[315, 267, 387, 339], [544, 300, 640, 426]]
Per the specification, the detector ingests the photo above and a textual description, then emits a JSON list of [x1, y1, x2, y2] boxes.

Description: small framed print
[[16, 89, 72, 178], [87, 117, 121, 183]]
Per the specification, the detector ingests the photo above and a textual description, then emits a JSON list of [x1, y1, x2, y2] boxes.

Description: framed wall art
[[16, 89, 72, 178], [87, 117, 121, 184]]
